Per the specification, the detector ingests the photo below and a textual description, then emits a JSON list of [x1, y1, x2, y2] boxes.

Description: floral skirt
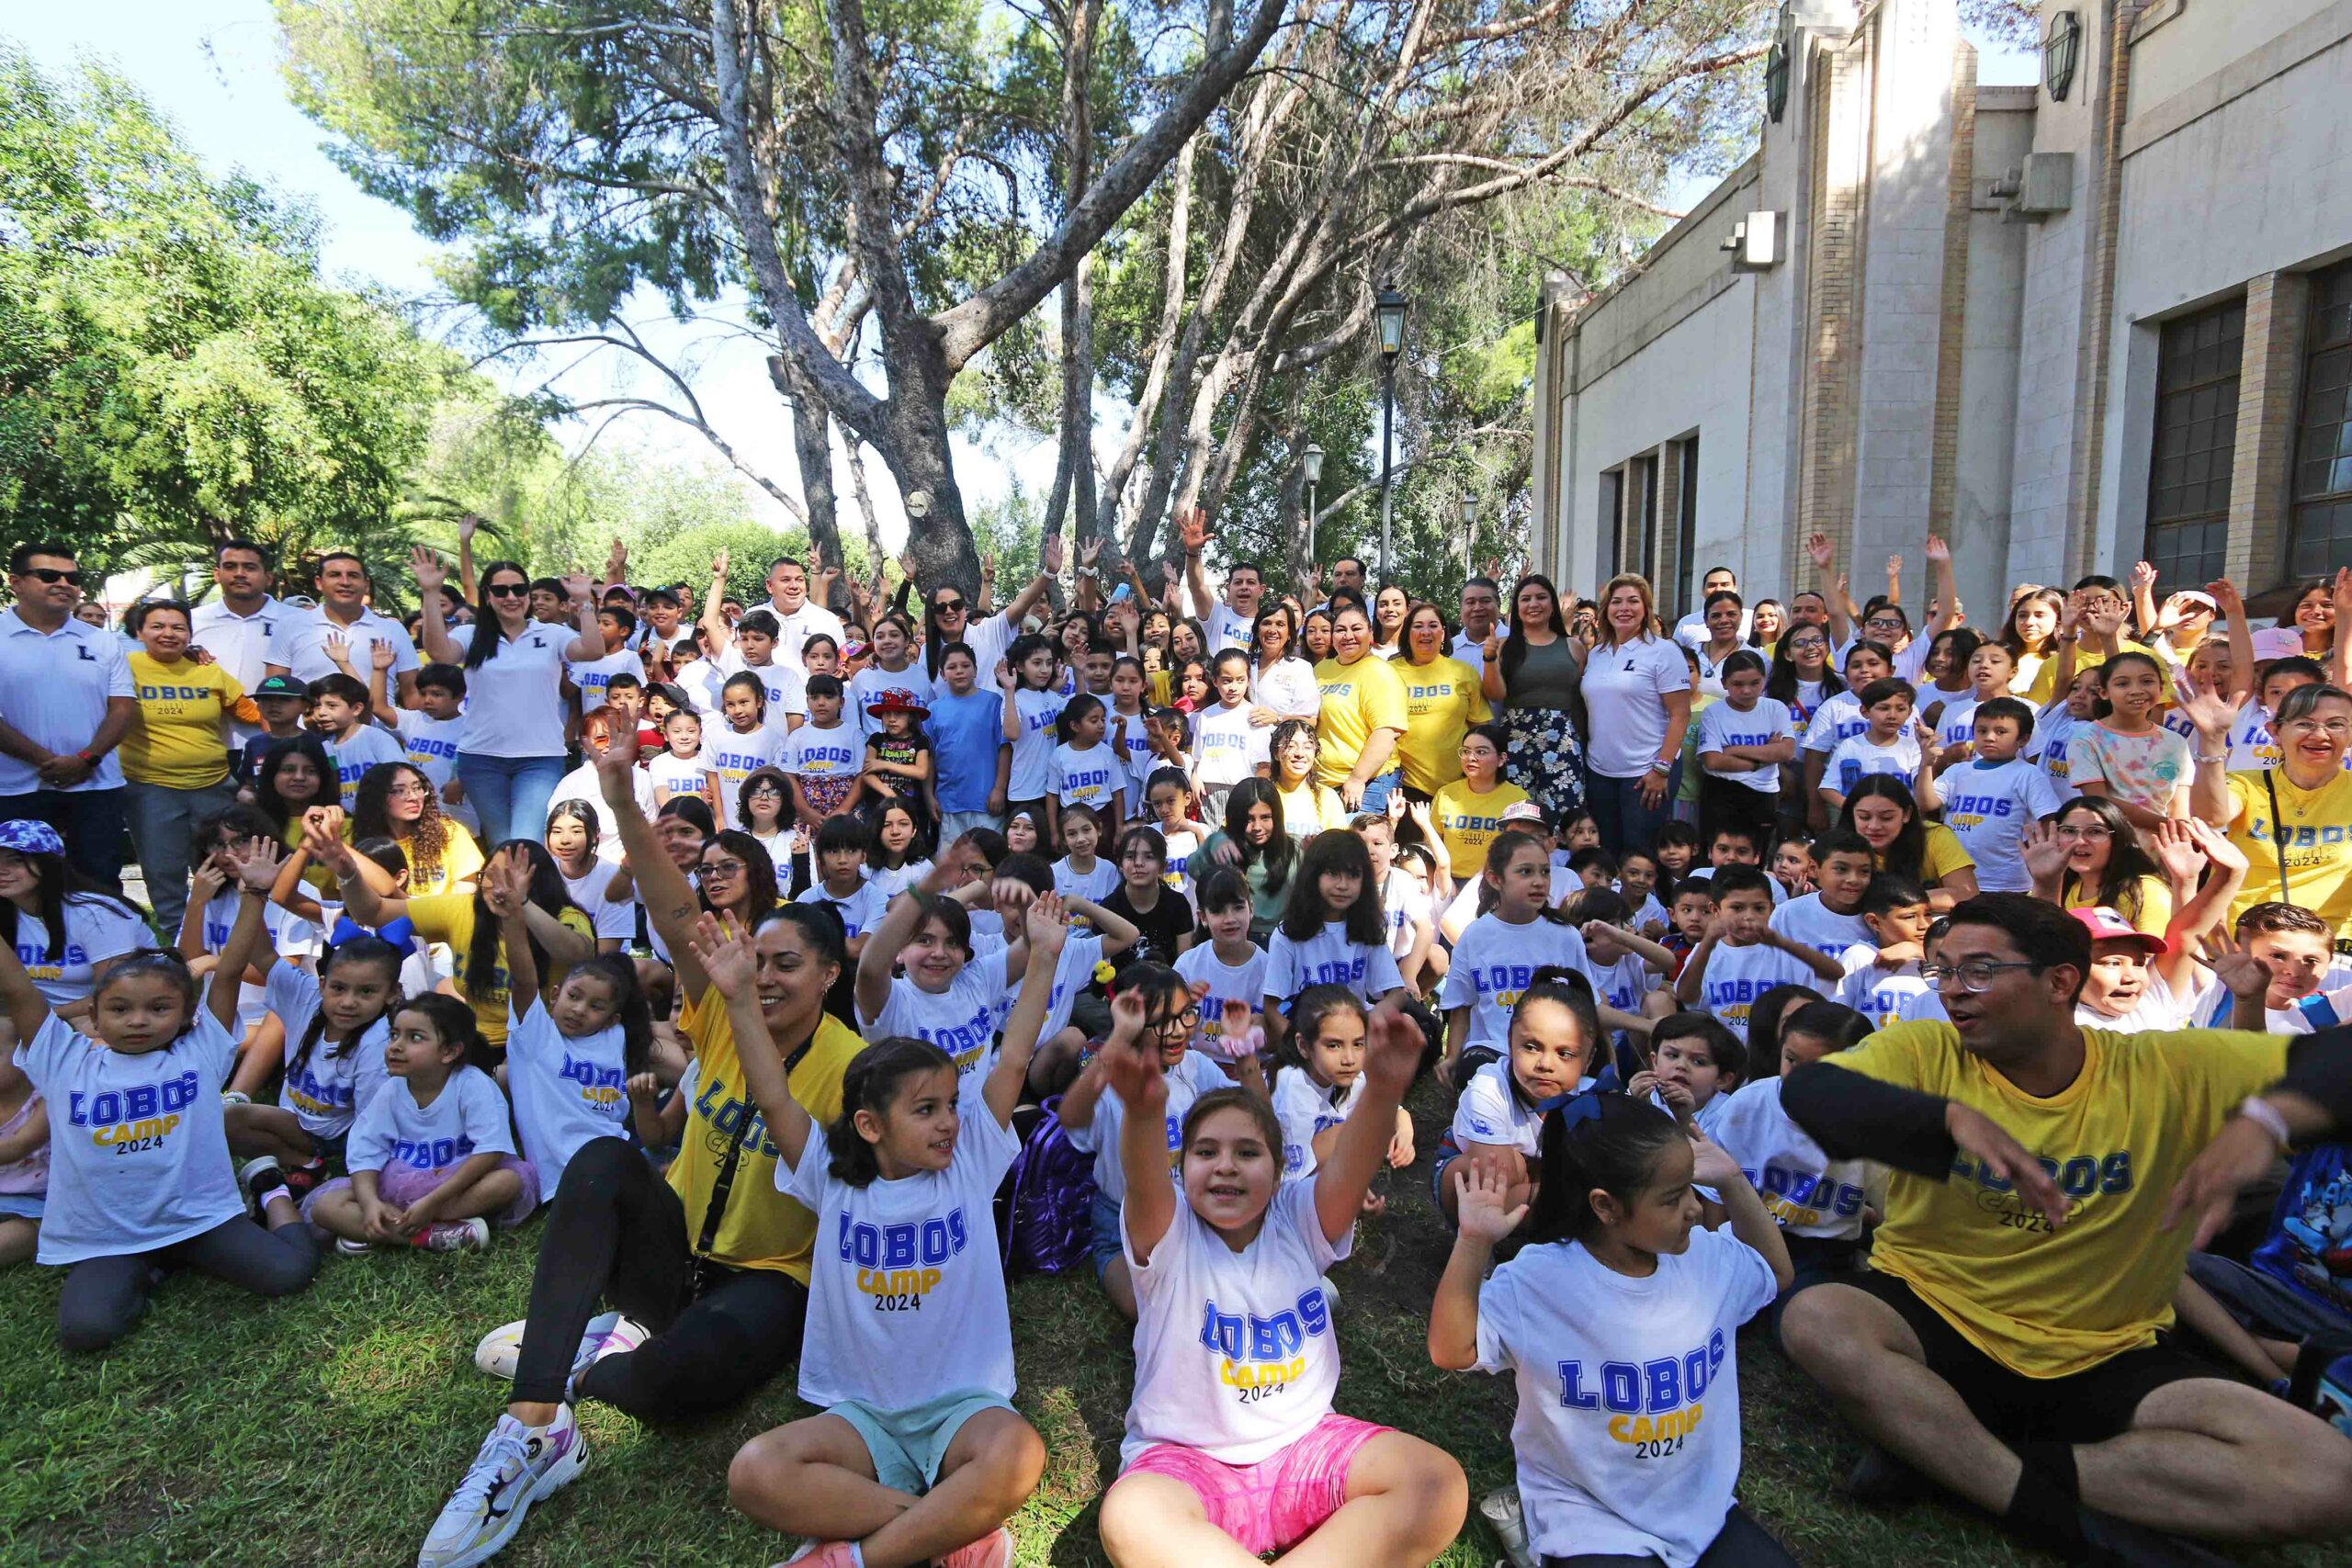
[[1499, 705, 1586, 819]]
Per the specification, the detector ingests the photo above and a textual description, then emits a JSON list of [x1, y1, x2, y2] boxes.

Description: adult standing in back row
[[263, 550, 422, 708], [190, 539, 285, 747], [0, 544, 135, 888], [1577, 572, 1693, 854], [410, 547, 606, 849], [755, 556, 846, 674], [1478, 573, 1587, 824]]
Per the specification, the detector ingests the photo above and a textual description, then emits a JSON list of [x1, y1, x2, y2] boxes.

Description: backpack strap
[[2288, 1327, 2352, 1413], [692, 1031, 819, 1267], [2264, 770, 2294, 901]]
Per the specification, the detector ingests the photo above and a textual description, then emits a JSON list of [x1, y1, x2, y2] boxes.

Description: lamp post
[[1375, 286, 1408, 584], [1303, 444, 1325, 561]]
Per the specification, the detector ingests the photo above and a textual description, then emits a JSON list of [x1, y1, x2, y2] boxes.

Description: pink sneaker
[[937, 1527, 1014, 1568], [775, 1543, 858, 1568]]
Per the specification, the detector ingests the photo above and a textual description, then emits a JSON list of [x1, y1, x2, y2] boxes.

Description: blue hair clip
[[1538, 1088, 1607, 1125]]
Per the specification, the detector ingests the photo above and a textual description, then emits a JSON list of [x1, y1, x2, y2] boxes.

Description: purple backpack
[[1000, 1095, 1100, 1275]]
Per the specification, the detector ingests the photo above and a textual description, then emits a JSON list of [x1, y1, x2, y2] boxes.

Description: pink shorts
[[302, 1156, 539, 1234], [1123, 1413, 1388, 1555]]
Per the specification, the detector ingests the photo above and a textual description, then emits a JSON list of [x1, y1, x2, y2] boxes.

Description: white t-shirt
[[1108, 705, 1159, 795], [1822, 731, 1921, 798], [1041, 862, 1113, 913], [1451, 1058, 1545, 1157], [1474, 1227, 1776, 1568], [847, 663, 933, 738], [1273, 1066, 1362, 1182], [997, 931, 1104, 1047], [1380, 867, 1431, 961], [797, 878, 888, 942], [447, 622, 574, 758], [16, 1004, 245, 1264], [560, 865, 639, 942], [1206, 601, 1258, 655], [1767, 894, 1870, 964], [1695, 700, 1796, 794], [396, 710, 472, 832], [1707, 1078, 1869, 1242], [1834, 948, 1931, 1032], [1584, 948, 1662, 1019], [648, 749, 718, 800], [2031, 706, 2087, 795], [1049, 741, 1126, 814], [1190, 701, 1269, 790], [1263, 920, 1405, 1005], [1441, 914, 1588, 1051], [268, 963, 390, 1140], [345, 1063, 516, 1177], [7, 897, 156, 1008], [766, 601, 848, 672], [504, 998, 633, 1201], [263, 605, 420, 690], [198, 889, 318, 1032], [704, 723, 786, 796], [567, 648, 645, 714], [868, 859, 933, 905], [1008, 688, 1065, 798], [325, 724, 407, 810], [1121, 1177, 1349, 1467], [785, 1111, 1021, 1409], [1174, 942, 1269, 1063], [1580, 637, 1693, 780], [1800, 691, 1897, 757], [1690, 642, 1747, 700], [1927, 694, 1980, 753], [1068, 1049, 1229, 1205], [860, 961, 1005, 1080], [1250, 657, 1322, 721], [1694, 942, 1818, 1043], [781, 722, 863, 789], [716, 649, 810, 730], [1938, 759, 2065, 893]]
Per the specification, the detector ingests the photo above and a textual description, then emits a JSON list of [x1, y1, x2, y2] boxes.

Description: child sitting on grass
[[1272, 986, 1415, 1201]]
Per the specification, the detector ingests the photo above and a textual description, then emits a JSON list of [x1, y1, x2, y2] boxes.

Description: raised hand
[[2334, 566, 2352, 626], [2181, 814, 2248, 875], [2208, 950, 2273, 1002], [409, 545, 447, 594], [2129, 559, 2158, 593], [369, 638, 397, 671], [221, 835, 287, 894], [592, 718, 644, 807], [1451, 1160, 1529, 1244], [480, 847, 530, 918], [2172, 670, 2238, 740], [711, 547, 731, 582], [458, 513, 480, 545], [1181, 507, 1209, 554], [2207, 577, 2246, 619], [687, 911, 757, 998], [2148, 818, 2207, 888], [321, 630, 355, 671], [1363, 1004, 1421, 1100], [1925, 536, 1951, 564], [2019, 819, 2071, 886], [1099, 990, 1167, 1110], [1885, 553, 1905, 583], [605, 537, 628, 585], [979, 550, 998, 581], [1080, 537, 1103, 571], [1805, 532, 1835, 570], [560, 570, 593, 605], [994, 657, 1015, 693], [1023, 890, 1069, 959], [1042, 532, 1064, 577]]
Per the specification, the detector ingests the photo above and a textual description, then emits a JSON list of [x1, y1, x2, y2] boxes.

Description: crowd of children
[[17, 524, 2352, 1568]]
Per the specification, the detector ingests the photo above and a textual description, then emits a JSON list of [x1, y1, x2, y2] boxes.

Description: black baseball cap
[[253, 675, 307, 700]]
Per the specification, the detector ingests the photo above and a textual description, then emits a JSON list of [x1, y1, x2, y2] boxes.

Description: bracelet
[[2236, 1095, 2290, 1150], [1646, 759, 1670, 774], [2194, 751, 2227, 766]]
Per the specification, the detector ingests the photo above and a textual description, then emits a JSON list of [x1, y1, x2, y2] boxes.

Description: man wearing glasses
[[1778, 891, 2352, 1562], [0, 544, 136, 887], [263, 550, 423, 709]]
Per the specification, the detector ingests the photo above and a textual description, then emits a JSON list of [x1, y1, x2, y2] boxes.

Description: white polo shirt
[[189, 595, 287, 694], [0, 611, 133, 794], [264, 604, 421, 686], [764, 600, 847, 673]]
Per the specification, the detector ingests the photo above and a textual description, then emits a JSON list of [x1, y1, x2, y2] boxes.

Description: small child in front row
[[6, 837, 318, 1348], [1172, 868, 1268, 1080], [1433, 973, 1605, 1227], [717, 904, 1053, 1568], [0, 1047, 46, 1266], [1273, 986, 1415, 1200], [223, 928, 404, 1194], [1706, 999, 1874, 1312], [1430, 1093, 1797, 1568], [1833, 874, 1935, 1030], [1093, 1000, 1467, 1568], [1672, 866, 1845, 1044], [307, 994, 537, 1256], [1629, 1012, 1745, 1140]]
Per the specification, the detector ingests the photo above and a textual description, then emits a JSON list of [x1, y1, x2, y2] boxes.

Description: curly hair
[[352, 762, 452, 885]]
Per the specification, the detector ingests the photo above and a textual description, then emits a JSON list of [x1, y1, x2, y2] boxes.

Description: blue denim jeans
[[1356, 767, 1404, 817], [453, 753, 568, 850], [1588, 762, 1681, 857]]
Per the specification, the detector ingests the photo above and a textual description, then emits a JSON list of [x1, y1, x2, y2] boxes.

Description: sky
[[11, 6, 2036, 554]]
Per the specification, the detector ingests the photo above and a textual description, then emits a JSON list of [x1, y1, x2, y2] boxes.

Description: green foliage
[[0, 45, 448, 583], [968, 479, 1044, 586]]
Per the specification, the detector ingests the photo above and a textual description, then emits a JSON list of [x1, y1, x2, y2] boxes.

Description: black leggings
[[510, 1136, 808, 1419], [1544, 1505, 1795, 1567], [58, 1214, 318, 1352]]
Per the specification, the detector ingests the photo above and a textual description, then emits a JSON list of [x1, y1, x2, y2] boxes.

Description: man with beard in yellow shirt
[[1780, 892, 2352, 1565]]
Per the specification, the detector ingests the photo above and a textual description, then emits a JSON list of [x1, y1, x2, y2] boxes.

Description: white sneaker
[[237, 1156, 285, 1217], [334, 1236, 373, 1257], [416, 1406, 587, 1568], [416, 1218, 492, 1254], [1480, 1486, 1535, 1568], [473, 1312, 623, 1382]]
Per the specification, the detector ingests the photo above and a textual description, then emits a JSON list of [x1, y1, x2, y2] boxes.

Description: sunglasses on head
[[485, 581, 529, 598], [23, 568, 82, 586]]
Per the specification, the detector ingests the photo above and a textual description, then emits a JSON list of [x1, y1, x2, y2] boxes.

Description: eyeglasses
[[2054, 823, 2112, 840], [1787, 636, 1828, 650], [699, 858, 746, 878], [1864, 615, 1906, 631], [388, 783, 432, 799], [484, 581, 529, 598], [747, 782, 784, 795], [22, 568, 82, 586], [2279, 718, 2352, 739], [1154, 1006, 1203, 1033], [1920, 958, 2041, 993]]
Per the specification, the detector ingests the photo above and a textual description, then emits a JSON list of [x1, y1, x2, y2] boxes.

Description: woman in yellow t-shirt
[[122, 600, 258, 938], [1312, 601, 1408, 811], [1426, 724, 1529, 884], [2022, 795, 2173, 937], [349, 761, 483, 899], [325, 836, 594, 1052], [1393, 603, 1490, 798], [2184, 679, 2352, 937], [1839, 775, 1979, 912], [416, 744, 868, 1547]]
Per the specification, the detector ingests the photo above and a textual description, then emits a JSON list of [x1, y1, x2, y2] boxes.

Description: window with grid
[[2141, 298, 2244, 589], [2290, 262, 2352, 582]]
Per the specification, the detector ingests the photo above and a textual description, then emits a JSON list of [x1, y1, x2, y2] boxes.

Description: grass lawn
[[3, 1077, 2346, 1568]]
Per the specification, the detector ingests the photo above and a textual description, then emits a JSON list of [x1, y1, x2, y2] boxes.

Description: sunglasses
[[485, 581, 530, 599], [933, 598, 967, 614], [23, 568, 83, 586]]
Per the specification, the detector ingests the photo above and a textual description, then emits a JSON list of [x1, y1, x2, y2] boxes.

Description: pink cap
[[1498, 801, 1548, 825], [2069, 905, 2165, 955]]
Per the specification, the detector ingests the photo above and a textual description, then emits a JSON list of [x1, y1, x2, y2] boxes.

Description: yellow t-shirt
[[2011, 638, 2173, 709], [670, 997, 866, 1279], [1274, 780, 1347, 841], [1393, 656, 1491, 795], [1312, 655, 1408, 788], [2225, 768, 2352, 937], [406, 894, 596, 1048], [401, 823, 484, 900], [1838, 1020, 2289, 1378], [2062, 875, 2172, 939], [122, 653, 252, 790], [1430, 778, 1530, 883], [1872, 823, 1975, 886]]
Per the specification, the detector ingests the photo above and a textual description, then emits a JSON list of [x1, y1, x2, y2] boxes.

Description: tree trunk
[[768, 353, 850, 611]]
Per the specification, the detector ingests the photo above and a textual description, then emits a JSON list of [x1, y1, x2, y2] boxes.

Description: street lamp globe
[[1376, 288, 1408, 362], [1303, 444, 1324, 485]]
